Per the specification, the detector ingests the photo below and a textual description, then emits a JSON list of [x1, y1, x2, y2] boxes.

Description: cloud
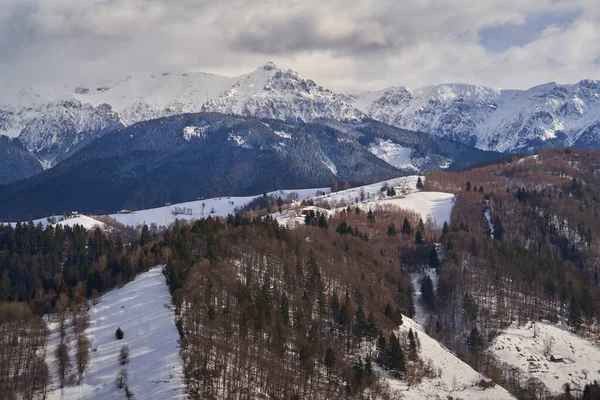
[[0, 0, 598, 90]]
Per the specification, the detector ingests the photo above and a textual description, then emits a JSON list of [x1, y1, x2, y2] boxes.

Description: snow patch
[[368, 139, 417, 170], [491, 321, 600, 394]]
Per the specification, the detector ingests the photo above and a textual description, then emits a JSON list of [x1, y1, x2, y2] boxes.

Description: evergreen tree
[[324, 346, 336, 379], [140, 224, 151, 246], [389, 333, 406, 376], [408, 329, 418, 360], [415, 230, 423, 244], [568, 298, 582, 331], [466, 327, 483, 355], [387, 223, 397, 236], [442, 221, 449, 235], [416, 177, 424, 189], [466, 181, 471, 191], [115, 327, 124, 340], [420, 275, 435, 311], [402, 217, 412, 235]]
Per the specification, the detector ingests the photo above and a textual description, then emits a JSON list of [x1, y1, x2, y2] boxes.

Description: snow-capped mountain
[[346, 80, 600, 152], [2, 62, 600, 175], [202, 62, 364, 122], [0, 63, 363, 169]]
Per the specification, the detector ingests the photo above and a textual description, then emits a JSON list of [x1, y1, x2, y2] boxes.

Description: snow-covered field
[[373, 192, 454, 227], [491, 321, 600, 394], [105, 187, 328, 228], [46, 266, 186, 400], [6, 214, 107, 230], [275, 176, 454, 229], [385, 317, 516, 399]]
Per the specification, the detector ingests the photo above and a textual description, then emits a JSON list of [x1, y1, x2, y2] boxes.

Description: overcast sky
[[1, 0, 599, 90]]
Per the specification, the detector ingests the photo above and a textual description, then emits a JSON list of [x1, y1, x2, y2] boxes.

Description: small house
[[550, 354, 563, 363]]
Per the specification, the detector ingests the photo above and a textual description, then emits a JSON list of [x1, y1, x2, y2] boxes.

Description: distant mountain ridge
[[346, 80, 600, 152], [1, 62, 599, 186]]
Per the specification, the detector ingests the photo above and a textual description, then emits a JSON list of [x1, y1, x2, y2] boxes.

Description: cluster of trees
[[160, 212, 427, 398], [0, 222, 155, 314], [0, 303, 50, 399]]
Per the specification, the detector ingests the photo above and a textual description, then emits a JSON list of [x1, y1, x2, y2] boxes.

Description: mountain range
[[1, 62, 599, 217]]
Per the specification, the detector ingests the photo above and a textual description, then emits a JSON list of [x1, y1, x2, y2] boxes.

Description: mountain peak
[[259, 61, 278, 71]]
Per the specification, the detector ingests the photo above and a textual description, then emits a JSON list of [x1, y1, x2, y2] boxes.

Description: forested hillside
[[159, 210, 440, 399], [0, 222, 152, 399], [423, 148, 600, 398]]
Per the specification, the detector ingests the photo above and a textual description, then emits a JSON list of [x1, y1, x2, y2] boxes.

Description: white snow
[[47, 266, 186, 400], [491, 321, 600, 394], [368, 139, 417, 170], [105, 187, 329, 228], [385, 316, 516, 399], [374, 192, 454, 227], [274, 130, 292, 139], [323, 155, 338, 174], [53, 215, 107, 230], [275, 176, 454, 229], [484, 199, 494, 239]]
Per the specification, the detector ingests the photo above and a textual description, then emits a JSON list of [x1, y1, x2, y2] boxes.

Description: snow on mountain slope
[[385, 316, 516, 399], [368, 139, 416, 170], [46, 266, 186, 400], [491, 321, 600, 394], [104, 187, 329, 229], [348, 80, 600, 152], [201, 62, 365, 122]]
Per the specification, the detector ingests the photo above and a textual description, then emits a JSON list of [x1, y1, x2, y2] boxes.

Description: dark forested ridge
[[0, 113, 504, 220]]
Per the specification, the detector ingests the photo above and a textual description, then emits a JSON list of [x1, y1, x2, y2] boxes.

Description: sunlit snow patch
[[368, 139, 418, 170]]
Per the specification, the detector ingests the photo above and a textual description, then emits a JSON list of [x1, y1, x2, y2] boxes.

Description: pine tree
[[415, 230, 423, 244], [324, 346, 336, 380], [387, 223, 397, 236], [568, 298, 582, 331], [442, 221, 449, 236], [115, 327, 124, 340], [416, 177, 424, 189], [389, 333, 406, 376], [466, 181, 471, 191], [402, 217, 412, 235], [140, 224, 151, 246], [408, 328, 418, 360]]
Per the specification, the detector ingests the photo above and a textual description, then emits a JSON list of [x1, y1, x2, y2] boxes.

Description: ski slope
[[46, 266, 186, 400], [385, 317, 516, 399], [491, 321, 600, 394]]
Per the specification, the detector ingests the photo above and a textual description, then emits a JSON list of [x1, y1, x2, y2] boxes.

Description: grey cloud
[[0, 0, 598, 90]]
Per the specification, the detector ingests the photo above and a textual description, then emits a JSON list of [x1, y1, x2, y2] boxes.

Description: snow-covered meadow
[[46, 266, 186, 400], [491, 321, 600, 394]]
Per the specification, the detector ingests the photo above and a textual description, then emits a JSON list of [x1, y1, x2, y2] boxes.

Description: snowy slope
[[491, 321, 600, 394], [105, 187, 329, 228], [275, 176, 454, 229], [348, 80, 600, 152], [385, 317, 516, 399], [52, 215, 107, 230], [46, 266, 186, 400]]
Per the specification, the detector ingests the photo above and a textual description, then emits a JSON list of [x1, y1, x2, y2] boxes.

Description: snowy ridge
[[347, 80, 600, 152]]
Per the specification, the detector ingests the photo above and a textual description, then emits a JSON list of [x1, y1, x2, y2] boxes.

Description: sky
[[0, 0, 599, 90]]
